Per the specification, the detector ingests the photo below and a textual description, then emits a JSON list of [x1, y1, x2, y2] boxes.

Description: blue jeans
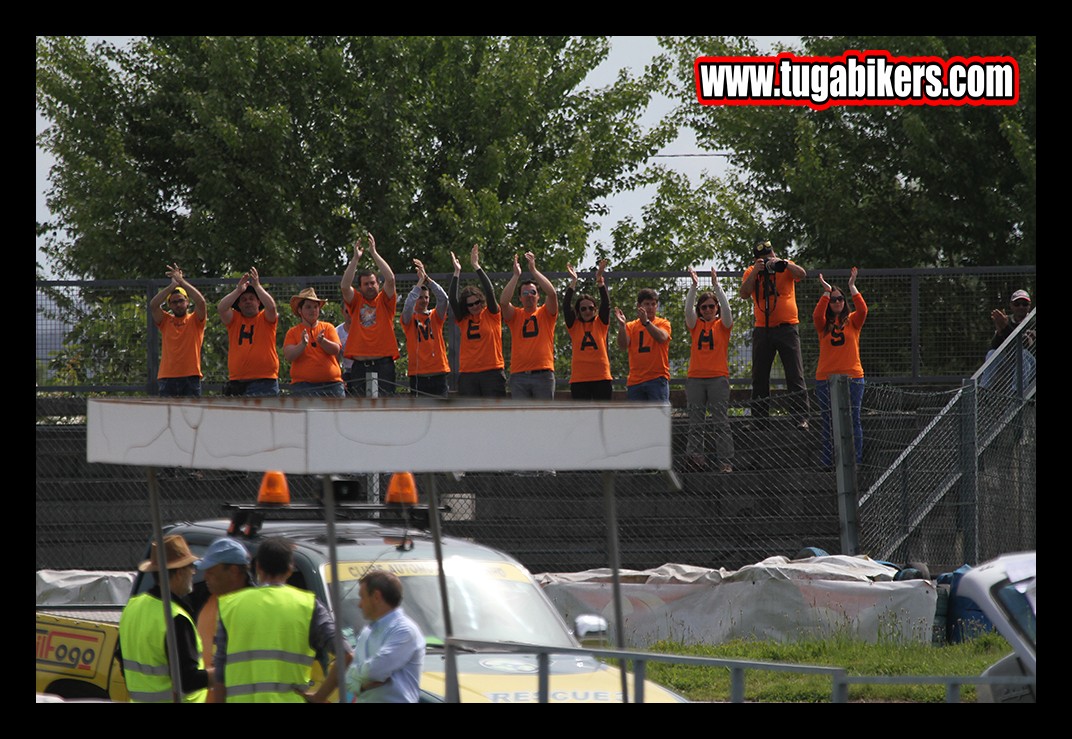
[[816, 377, 865, 466], [290, 381, 346, 398], [626, 377, 670, 404], [158, 376, 202, 397]]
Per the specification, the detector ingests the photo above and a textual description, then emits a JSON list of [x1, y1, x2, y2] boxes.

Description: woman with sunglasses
[[684, 266, 735, 472], [448, 245, 506, 397], [813, 267, 867, 469], [562, 259, 613, 400]]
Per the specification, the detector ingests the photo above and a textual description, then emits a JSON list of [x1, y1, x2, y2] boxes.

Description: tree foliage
[[37, 36, 675, 279], [661, 35, 1036, 268]]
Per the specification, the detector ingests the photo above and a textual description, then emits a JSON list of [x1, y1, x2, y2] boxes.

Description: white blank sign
[[87, 398, 672, 474]]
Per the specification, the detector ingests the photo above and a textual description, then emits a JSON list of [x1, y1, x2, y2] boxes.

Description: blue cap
[[196, 537, 251, 571]]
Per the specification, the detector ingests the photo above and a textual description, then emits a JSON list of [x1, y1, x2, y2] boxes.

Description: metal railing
[[444, 638, 1036, 703]]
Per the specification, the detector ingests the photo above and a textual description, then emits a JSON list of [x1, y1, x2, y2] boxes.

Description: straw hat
[[138, 534, 199, 573], [290, 287, 328, 317]]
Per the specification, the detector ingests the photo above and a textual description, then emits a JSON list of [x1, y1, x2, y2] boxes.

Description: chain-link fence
[[37, 267, 1036, 392], [36, 268, 1035, 577]]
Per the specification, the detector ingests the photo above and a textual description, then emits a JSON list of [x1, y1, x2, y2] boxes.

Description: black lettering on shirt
[[638, 330, 651, 354], [580, 331, 597, 351], [466, 320, 481, 341], [238, 323, 255, 346], [416, 320, 432, 342], [522, 315, 539, 338], [830, 327, 846, 347], [696, 328, 714, 351]]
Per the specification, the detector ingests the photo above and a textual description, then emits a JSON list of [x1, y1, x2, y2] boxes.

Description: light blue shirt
[[346, 607, 425, 703]]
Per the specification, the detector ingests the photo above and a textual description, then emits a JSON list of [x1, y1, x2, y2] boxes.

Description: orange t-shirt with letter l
[[625, 316, 672, 386]]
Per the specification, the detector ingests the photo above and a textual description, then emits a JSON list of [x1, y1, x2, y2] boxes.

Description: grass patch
[[644, 631, 1012, 702]]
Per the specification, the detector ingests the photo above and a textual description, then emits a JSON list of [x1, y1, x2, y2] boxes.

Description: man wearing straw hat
[[283, 287, 345, 397], [117, 534, 211, 702]]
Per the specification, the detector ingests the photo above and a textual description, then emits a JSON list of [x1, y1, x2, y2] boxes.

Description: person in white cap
[[991, 289, 1033, 350], [982, 288, 1035, 391], [194, 538, 253, 699]]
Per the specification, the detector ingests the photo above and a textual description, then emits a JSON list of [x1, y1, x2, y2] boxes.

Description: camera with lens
[[762, 258, 788, 274]]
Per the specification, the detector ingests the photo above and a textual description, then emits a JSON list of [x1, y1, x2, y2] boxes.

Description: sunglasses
[[579, 305, 596, 312], [466, 300, 484, 308], [1012, 300, 1030, 307], [699, 303, 717, 310], [521, 289, 538, 296], [830, 296, 845, 303]]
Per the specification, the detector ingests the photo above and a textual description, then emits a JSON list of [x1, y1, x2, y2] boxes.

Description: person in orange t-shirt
[[340, 232, 400, 397], [401, 258, 451, 398], [684, 266, 735, 472], [448, 245, 506, 397], [813, 267, 867, 468], [283, 287, 344, 397], [150, 263, 207, 397], [740, 240, 809, 426], [216, 267, 280, 397], [500, 251, 558, 399], [614, 288, 671, 404], [563, 259, 612, 400]]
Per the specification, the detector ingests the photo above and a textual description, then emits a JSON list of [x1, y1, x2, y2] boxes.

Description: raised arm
[[684, 268, 699, 331], [597, 259, 610, 324], [473, 245, 499, 314], [499, 253, 521, 321], [248, 266, 277, 323], [367, 233, 395, 298], [149, 274, 177, 325], [563, 263, 578, 328], [217, 273, 251, 325], [401, 259, 427, 324], [526, 251, 557, 316], [447, 251, 463, 318], [169, 265, 207, 322], [340, 235, 365, 305], [712, 266, 732, 330], [614, 306, 629, 350]]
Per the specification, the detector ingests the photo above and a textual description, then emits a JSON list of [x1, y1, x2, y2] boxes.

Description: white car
[[955, 551, 1036, 702]]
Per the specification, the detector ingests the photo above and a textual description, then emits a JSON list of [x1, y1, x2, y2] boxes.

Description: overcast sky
[[36, 36, 801, 277]]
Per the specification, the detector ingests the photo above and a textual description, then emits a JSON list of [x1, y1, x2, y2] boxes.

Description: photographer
[[740, 240, 809, 426]]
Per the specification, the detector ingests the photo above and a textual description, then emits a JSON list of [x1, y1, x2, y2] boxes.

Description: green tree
[[661, 35, 1036, 268], [37, 36, 676, 280]]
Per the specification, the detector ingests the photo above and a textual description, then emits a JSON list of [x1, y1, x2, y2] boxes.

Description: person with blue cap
[[194, 537, 252, 701]]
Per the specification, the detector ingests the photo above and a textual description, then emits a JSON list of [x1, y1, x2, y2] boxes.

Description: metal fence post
[[958, 381, 979, 565], [832, 374, 860, 555]]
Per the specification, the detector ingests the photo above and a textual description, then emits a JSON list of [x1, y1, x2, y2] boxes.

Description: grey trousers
[[685, 375, 735, 463]]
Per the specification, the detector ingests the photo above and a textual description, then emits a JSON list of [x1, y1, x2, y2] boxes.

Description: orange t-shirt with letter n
[[157, 312, 206, 379], [687, 319, 731, 379], [455, 308, 504, 373], [403, 309, 450, 376], [505, 305, 556, 373], [625, 316, 672, 386]]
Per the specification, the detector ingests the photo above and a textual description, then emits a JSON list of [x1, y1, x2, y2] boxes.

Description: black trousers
[[750, 323, 809, 419]]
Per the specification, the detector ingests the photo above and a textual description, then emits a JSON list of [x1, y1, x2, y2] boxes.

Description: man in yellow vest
[[215, 536, 348, 702], [118, 534, 210, 702]]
